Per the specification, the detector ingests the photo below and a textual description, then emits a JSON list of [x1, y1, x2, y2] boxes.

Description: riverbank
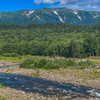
[[0, 65, 100, 100]]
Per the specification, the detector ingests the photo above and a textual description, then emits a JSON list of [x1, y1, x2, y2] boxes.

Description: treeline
[[0, 23, 100, 58]]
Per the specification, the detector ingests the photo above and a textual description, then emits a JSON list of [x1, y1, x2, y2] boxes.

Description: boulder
[[89, 92, 95, 98]]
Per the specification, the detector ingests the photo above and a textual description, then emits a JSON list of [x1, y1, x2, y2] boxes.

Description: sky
[[0, 0, 100, 12]]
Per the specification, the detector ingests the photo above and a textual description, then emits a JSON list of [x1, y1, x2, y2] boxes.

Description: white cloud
[[34, 0, 59, 4], [34, 0, 84, 5], [34, 0, 100, 11]]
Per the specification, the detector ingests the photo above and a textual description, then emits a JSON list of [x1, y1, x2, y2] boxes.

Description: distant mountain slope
[[0, 7, 100, 25], [75, 17, 100, 26]]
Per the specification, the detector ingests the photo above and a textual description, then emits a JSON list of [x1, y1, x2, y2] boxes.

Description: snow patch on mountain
[[93, 15, 100, 18], [53, 10, 58, 15], [73, 11, 78, 15], [22, 10, 34, 17], [26, 10, 34, 16], [53, 10, 64, 22], [78, 15, 82, 21], [36, 15, 42, 21], [89, 12, 100, 18]]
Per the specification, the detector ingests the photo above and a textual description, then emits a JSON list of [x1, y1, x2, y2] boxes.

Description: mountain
[[0, 7, 100, 25]]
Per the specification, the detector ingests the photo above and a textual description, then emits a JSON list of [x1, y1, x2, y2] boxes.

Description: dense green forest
[[0, 23, 100, 58]]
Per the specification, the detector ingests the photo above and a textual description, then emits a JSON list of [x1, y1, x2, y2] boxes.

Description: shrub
[[19, 58, 35, 69], [66, 59, 77, 67], [78, 60, 96, 69], [44, 61, 60, 69], [37, 58, 48, 68], [2, 53, 18, 57]]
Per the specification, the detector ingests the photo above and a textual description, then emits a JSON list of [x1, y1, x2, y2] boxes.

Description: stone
[[60, 83, 62, 85], [15, 77, 18, 80], [47, 88, 53, 91], [89, 92, 95, 98]]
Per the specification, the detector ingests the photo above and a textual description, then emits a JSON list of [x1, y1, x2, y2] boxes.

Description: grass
[[27, 70, 42, 77], [88, 56, 100, 59], [0, 84, 6, 88], [6, 69, 11, 72], [53, 68, 100, 79], [30, 73, 41, 77], [0, 97, 6, 100], [0, 56, 25, 62]]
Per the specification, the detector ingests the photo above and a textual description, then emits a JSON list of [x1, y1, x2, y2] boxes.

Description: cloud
[[34, 0, 84, 5], [60, 0, 85, 5], [34, 0, 59, 4], [34, 0, 100, 11]]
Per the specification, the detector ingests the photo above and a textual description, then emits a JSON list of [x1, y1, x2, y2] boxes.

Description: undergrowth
[[20, 58, 96, 70]]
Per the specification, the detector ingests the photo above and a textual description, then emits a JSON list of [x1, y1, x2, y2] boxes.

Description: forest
[[0, 23, 100, 58]]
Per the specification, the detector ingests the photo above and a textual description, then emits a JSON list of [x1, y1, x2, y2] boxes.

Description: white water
[[87, 89, 100, 97]]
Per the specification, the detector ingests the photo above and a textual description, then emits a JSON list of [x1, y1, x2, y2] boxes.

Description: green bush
[[78, 60, 96, 69], [2, 53, 18, 57], [20, 58, 62, 69], [20, 58, 35, 69], [44, 61, 60, 69], [37, 58, 48, 68], [20, 58, 96, 70], [66, 59, 77, 67]]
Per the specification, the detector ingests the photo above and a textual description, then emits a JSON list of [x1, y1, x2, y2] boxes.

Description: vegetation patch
[[20, 58, 96, 70], [1, 53, 18, 57], [30, 73, 41, 77], [0, 97, 6, 100], [0, 56, 24, 62], [6, 69, 11, 72], [77, 60, 96, 69], [0, 84, 6, 88]]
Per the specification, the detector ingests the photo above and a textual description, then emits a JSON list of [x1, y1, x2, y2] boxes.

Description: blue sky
[[0, 0, 100, 12]]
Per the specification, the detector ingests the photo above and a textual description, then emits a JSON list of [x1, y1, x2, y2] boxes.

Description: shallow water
[[0, 64, 100, 99], [0, 64, 20, 69]]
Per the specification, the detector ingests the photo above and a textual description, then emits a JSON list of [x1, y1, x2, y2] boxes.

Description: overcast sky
[[0, 0, 100, 12]]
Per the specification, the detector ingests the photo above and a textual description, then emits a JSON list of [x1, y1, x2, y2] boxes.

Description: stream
[[0, 64, 100, 99]]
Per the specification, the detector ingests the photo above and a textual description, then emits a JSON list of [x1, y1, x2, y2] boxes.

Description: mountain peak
[[0, 7, 100, 26]]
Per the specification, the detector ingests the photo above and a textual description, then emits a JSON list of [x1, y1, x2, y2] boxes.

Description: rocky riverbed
[[0, 61, 100, 100]]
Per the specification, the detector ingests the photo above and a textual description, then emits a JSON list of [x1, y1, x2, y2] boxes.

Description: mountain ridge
[[0, 7, 100, 25]]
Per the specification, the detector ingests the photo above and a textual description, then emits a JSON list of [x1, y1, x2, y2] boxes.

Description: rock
[[47, 88, 53, 91], [89, 92, 95, 98], [15, 77, 18, 80], [22, 92, 25, 93], [60, 83, 62, 85], [37, 88, 41, 90]]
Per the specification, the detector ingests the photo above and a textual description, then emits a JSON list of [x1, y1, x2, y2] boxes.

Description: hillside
[[0, 7, 100, 25], [0, 23, 100, 57]]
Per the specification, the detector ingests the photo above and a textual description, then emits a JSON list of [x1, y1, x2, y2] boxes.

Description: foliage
[[0, 56, 24, 62], [66, 59, 77, 67], [20, 57, 97, 70], [89, 70, 100, 78], [0, 23, 100, 58], [78, 60, 96, 69], [2, 53, 18, 57]]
